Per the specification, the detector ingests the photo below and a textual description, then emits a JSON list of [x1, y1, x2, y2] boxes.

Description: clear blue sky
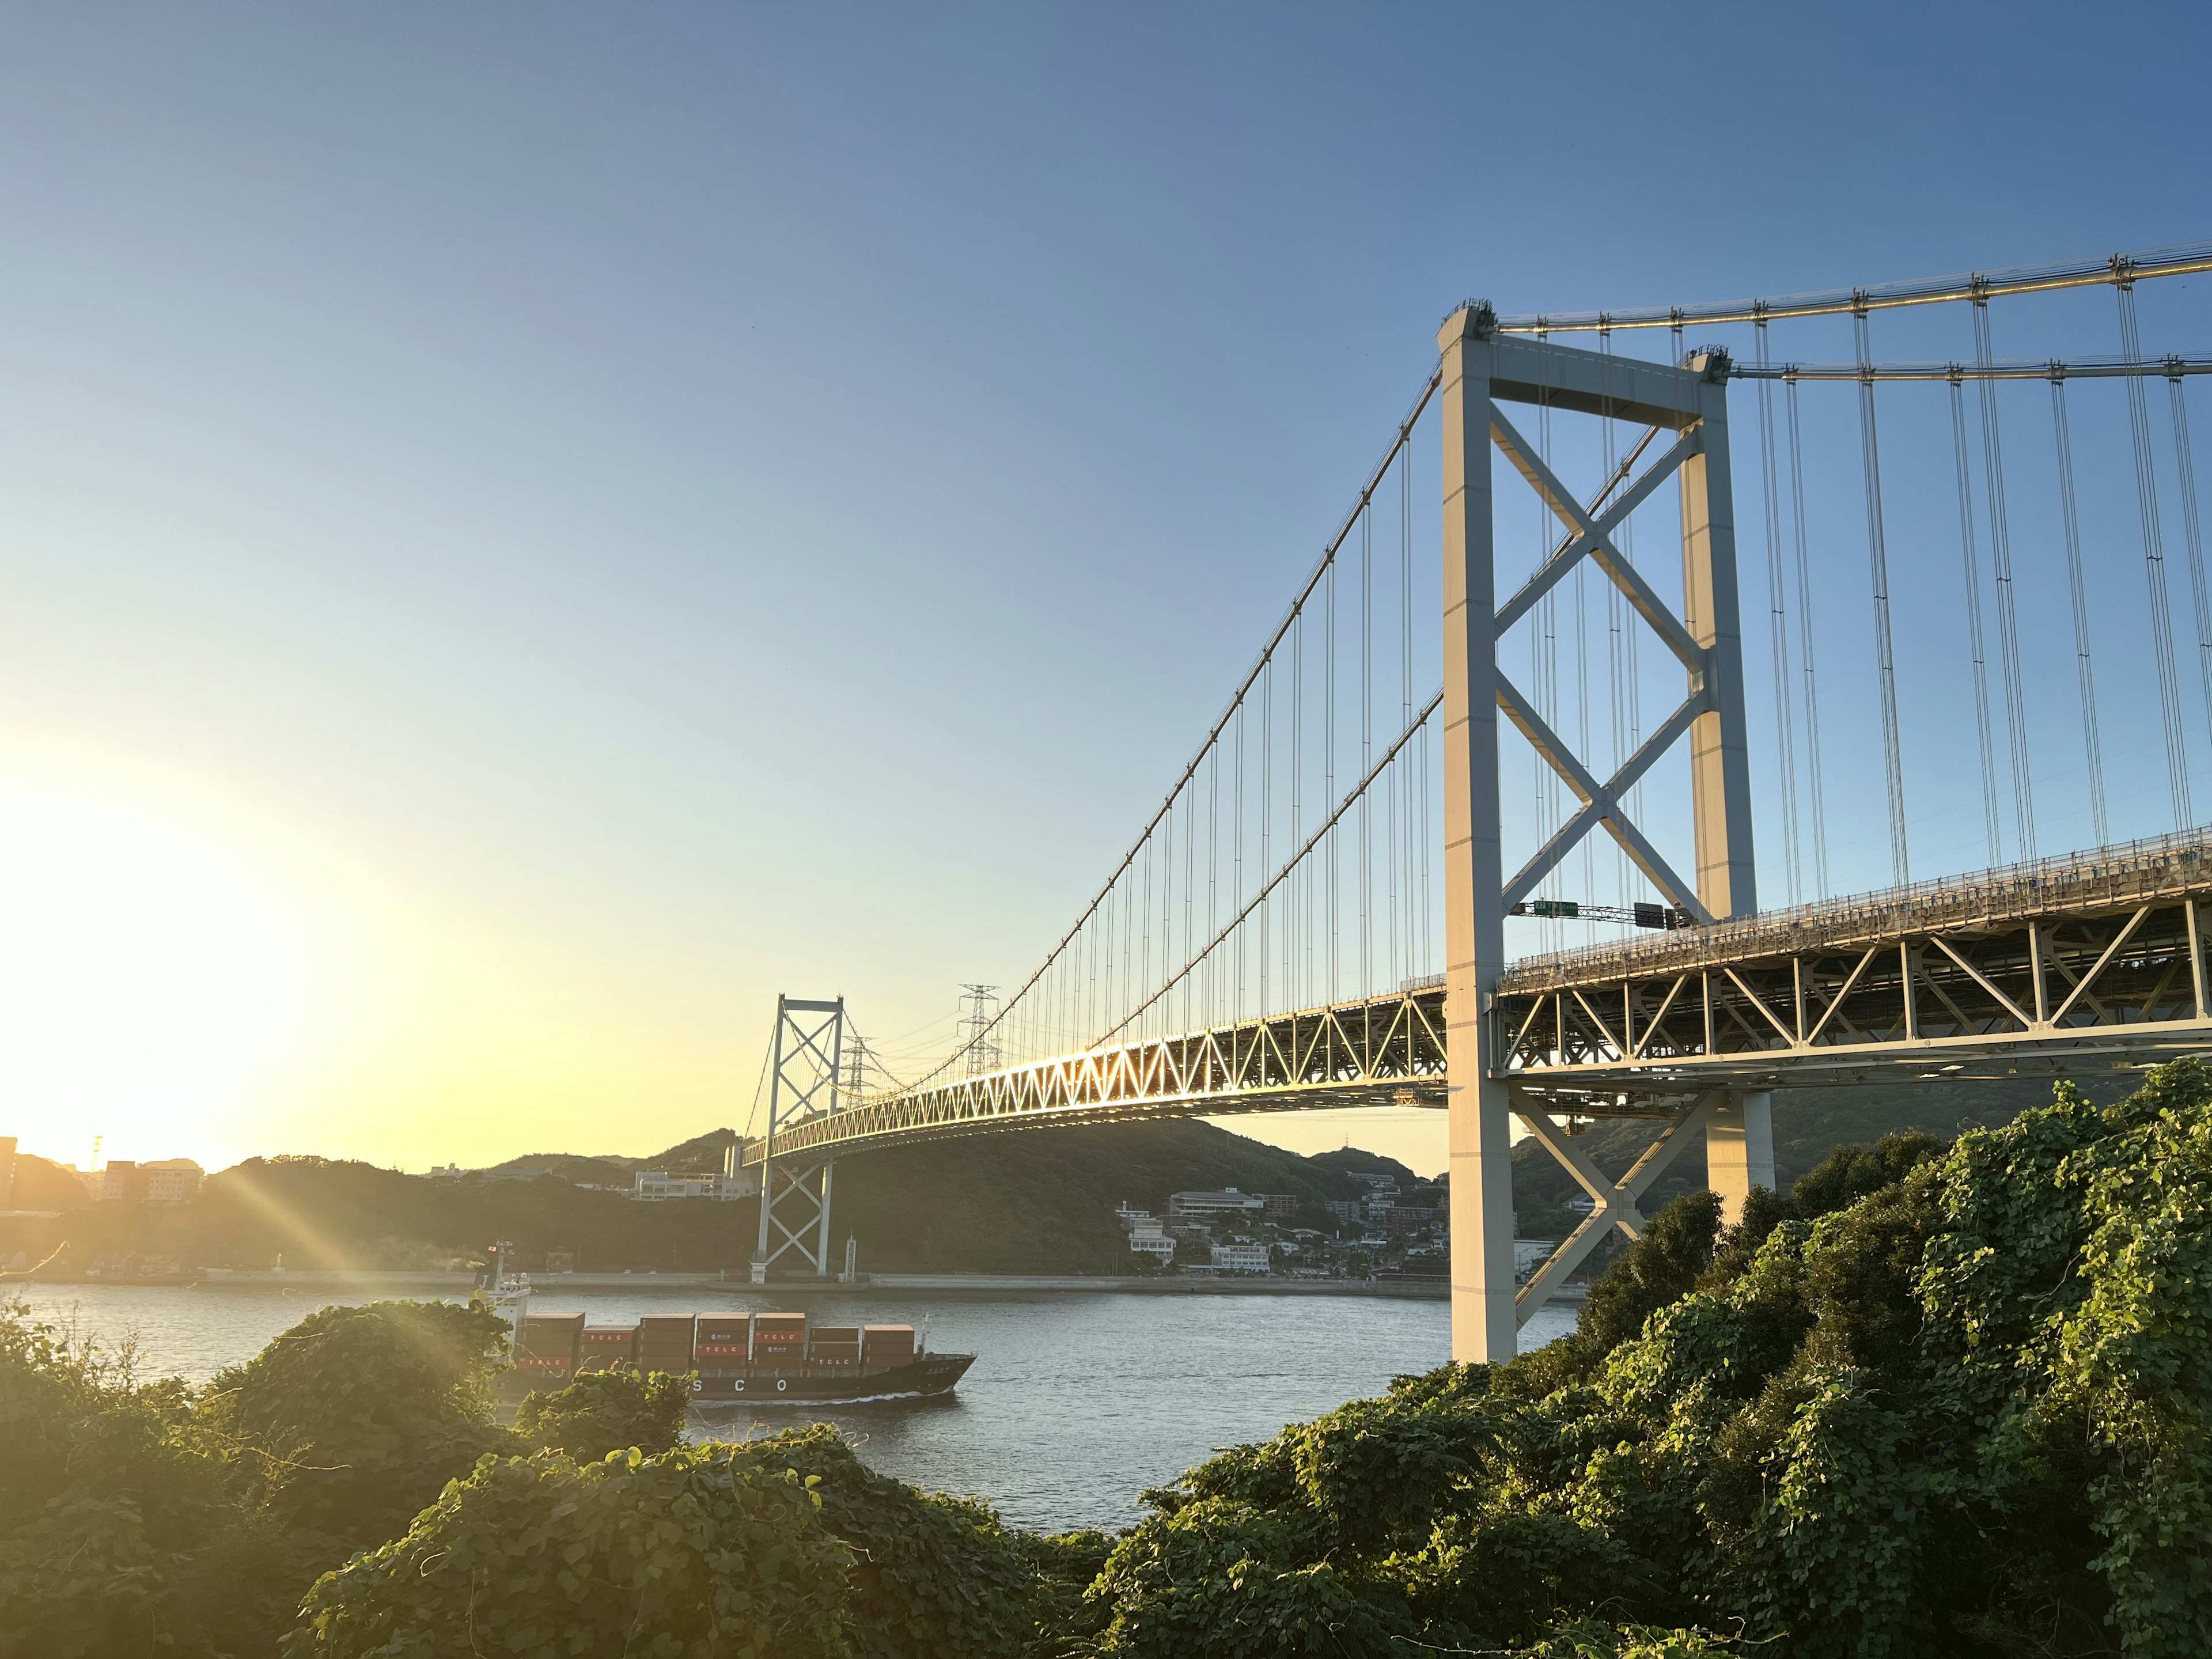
[[1, 3, 2206, 1173]]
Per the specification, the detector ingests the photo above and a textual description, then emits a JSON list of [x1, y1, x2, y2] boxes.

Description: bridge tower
[[749, 994, 846, 1282], [1438, 306, 1769, 1363]]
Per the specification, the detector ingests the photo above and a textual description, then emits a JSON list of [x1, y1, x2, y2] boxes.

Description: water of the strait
[[12, 1282, 1575, 1533]]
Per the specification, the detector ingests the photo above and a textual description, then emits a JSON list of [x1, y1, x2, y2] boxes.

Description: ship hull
[[498, 1353, 975, 1407], [690, 1353, 975, 1404]]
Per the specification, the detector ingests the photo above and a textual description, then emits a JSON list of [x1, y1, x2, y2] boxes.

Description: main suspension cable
[[1489, 238, 2212, 335], [905, 368, 1442, 1086], [1100, 690, 1444, 1045]]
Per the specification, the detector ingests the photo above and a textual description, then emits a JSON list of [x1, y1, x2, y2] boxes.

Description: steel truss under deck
[[1496, 828, 2212, 1108], [736, 988, 1447, 1167], [740, 834, 2212, 1170]]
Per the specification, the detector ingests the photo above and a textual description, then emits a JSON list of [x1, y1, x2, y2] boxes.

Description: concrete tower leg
[[1704, 1092, 1775, 1225], [1438, 305, 1517, 1366], [1678, 355, 1764, 1215]]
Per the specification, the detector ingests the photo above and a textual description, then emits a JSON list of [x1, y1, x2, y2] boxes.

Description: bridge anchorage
[[743, 241, 2212, 1359]]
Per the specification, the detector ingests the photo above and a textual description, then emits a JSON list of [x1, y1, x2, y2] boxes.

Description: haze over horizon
[[2, 3, 2206, 1176]]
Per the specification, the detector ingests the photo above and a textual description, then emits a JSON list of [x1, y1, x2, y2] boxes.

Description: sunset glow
[[0, 783, 306, 1165]]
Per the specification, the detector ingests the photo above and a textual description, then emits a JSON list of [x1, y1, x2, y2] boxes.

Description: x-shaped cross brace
[[1512, 1092, 1721, 1326], [1481, 402, 1717, 926]]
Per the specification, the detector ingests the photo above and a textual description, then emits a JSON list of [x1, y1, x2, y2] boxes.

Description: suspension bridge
[[736, 241, 2212, 1363]]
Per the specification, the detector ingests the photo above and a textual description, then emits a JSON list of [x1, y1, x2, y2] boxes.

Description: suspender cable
[[1325, 556, 1338, 1004], [1785, 376, 1829, 896], [1232, 700, 1246, 1021], [2116, 279, 2193, 827], [1183, 750, 1197, 1031], [2173, 367, 2212, 751], [1755, 314, 1803, 902], [1614, 329, 1650, 904], [2050, 368, 2111, 847], [1139, 826, 1153, 1038], [1361, 493, 1374, 997], [1206, 741, 1219, 1026], [1101, 691, 1442, 1044], [1291, 610, 1305, 1009], [1574, 545, 1594, 913], [1854, 305, 1911, 884], [1402, 410, 1416, 982], [1259, 657, 1272, 1017], [1948, 371, 2005, 866], [1601, 327, 1630, 918], [1533, 329, 1560, 950], [1973, 295, 2036, 859]]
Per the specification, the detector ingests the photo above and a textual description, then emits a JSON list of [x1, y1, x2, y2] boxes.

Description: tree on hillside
[[1092, 1063, 2212, 1656], [514, 1366, 690, 1460], [201, 1298, 515, 1544]]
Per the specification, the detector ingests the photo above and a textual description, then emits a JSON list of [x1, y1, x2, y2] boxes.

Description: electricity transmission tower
[[959, 984, 1002, 1077]]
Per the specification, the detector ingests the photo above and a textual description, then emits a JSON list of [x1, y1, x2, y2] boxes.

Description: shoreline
[[32, 1268, 1584, 1305]]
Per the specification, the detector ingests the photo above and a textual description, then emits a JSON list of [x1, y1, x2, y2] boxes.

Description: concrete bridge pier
[[1705, 1092, 1775, 1226]]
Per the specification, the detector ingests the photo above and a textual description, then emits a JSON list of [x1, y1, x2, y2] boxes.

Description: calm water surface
[[15, 1282, 1574, 1532]]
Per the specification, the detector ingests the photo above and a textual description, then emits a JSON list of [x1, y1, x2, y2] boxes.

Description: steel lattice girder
[[1495, 895, 2212, 1107], [733, 988, 1449, 1165]]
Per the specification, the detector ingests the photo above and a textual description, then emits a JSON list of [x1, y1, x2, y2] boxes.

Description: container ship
[[502, 1310, 975, 1404]]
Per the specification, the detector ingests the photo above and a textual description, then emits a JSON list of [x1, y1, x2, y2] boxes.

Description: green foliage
[[1092, 1063, 2212, 1657], [1086, 1497, 1413, 1657], [1500, 1620, 1743, 1658], [728, 1425, 1044, 1659], [0, 1296, 313, 1657], [0, 1298, 1084, 1658], [516, 1364, 691, 1459], [202, 1297, 517, 1543], [285, 1446, 855, 1659], [18, 1066, 2212, 1657]]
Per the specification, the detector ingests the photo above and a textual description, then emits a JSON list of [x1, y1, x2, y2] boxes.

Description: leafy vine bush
[[12, 1062, 2212, 1656], [286, 1445, 858, 1658], [513, 1363, 691, 1459], [200, 1298, 516, 1543], [1092, 1063, 2212, 1656]]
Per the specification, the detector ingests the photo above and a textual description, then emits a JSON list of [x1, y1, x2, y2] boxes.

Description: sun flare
[[0, 785, 306, 1164]]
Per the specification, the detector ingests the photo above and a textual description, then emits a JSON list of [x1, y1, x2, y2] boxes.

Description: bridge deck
[[741, 831, 2212, 1165], [1497, 827, 2212, 1105], [738, 988, 1446, 1166], [1501, 828, 2212, 995]]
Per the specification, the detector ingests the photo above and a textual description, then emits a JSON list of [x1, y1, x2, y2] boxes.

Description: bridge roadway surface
[[737, 828, 2212, 1168]]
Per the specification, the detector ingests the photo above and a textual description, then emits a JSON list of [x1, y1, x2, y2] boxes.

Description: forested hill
[[6, 1075, 2101, 1278], [3, 1120, 1408, 1278]]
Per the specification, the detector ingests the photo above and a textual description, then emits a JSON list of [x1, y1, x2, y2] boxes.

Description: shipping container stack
[[751, 1312, 807, 1370], [576, 1325, 638, 1373], [861, 1325, 915, 1368], [514, 1313, 584, 1385], [694, 1314, 752, 1376], [635, 1315, 697, 1376], [806, 1324, 862, 1368]]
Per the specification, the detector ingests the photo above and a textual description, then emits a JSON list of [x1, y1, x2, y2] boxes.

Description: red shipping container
[[695, 1315, 753, 1362], [517, 1314, 585, 1362], [576, 1327, 637, 1372], [861, 1325, 915, 1365], [635, 1316, 696, 1368]]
